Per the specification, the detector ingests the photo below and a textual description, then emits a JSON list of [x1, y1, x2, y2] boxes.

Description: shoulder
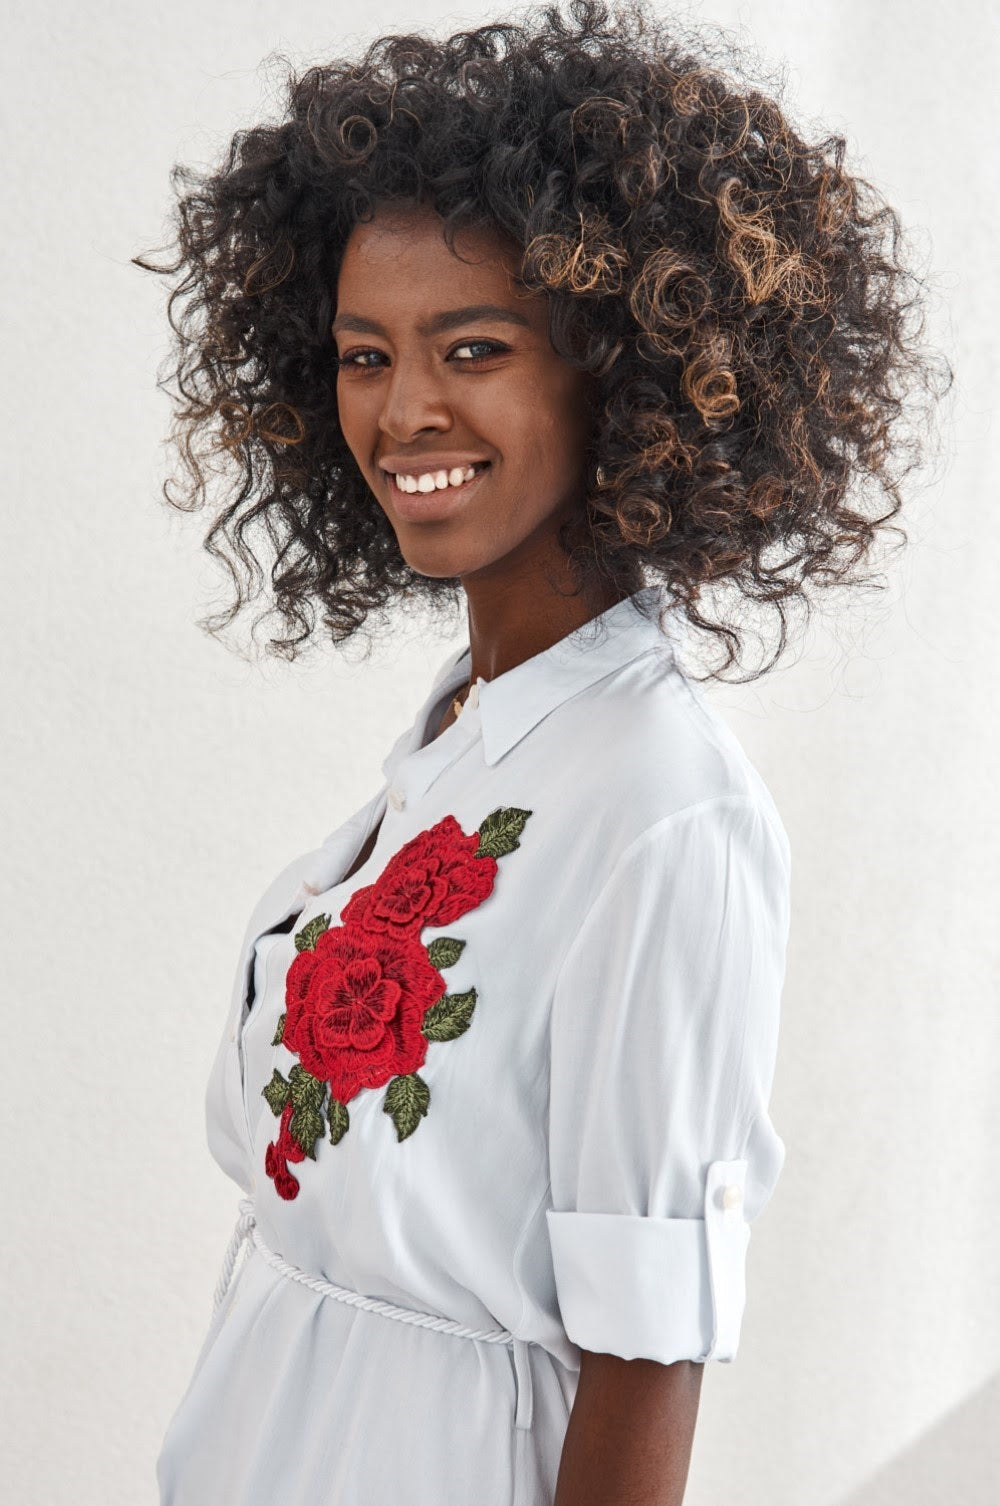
[[547, 645, 790, 882]]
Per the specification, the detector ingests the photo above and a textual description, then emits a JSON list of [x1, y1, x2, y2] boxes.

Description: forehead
[[335, 202, 532, 312]]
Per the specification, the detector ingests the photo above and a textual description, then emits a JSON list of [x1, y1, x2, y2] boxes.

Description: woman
[[137, 3, 948, 1502]]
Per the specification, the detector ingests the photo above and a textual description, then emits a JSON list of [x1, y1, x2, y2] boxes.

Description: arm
[[554, 1350, 703, 1506], [547, 799, 790, 1502]]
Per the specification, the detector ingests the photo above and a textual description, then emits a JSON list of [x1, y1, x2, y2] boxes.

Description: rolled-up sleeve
[[545, 794, 790, 1365]]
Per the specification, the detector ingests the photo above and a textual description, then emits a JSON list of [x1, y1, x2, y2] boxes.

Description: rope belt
[[213, 1197, 534, 1430]]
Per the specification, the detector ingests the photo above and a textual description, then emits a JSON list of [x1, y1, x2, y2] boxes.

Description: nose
[[377, 354, 452, 443]]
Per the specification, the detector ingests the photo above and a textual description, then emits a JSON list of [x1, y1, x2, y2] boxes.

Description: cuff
[[545, 1159, 751, 1364]]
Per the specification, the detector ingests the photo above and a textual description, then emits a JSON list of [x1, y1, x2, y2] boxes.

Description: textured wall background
[[2, 2, 995, 1502]]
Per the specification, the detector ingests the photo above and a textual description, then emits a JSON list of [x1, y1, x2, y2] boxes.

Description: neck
[[460, 567, 632, 686]]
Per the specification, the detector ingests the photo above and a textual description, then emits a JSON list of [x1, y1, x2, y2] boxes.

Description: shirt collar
[[386, 583, 684, 778]]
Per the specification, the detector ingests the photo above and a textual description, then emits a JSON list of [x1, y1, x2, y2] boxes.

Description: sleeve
[[545, 793, 791, 1365]]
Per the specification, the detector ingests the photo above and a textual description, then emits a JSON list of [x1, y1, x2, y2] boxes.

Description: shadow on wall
[[833, 1371, 1000, 1506]]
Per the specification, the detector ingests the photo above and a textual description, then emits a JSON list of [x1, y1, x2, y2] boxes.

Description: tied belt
[[213, 1197, 534, 1431]]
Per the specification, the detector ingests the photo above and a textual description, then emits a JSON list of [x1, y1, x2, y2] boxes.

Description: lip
[[384, 462, 491, 522], [379, 455, 490, 473]]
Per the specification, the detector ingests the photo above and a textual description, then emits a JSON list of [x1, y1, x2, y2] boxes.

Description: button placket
[[384, 709, 482, 811], [233, 878, 311, 1148]]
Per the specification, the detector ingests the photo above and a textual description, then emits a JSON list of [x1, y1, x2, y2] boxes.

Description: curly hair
[[134, 0, 952, 680]]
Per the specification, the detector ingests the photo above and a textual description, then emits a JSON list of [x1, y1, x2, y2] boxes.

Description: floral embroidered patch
[[261, 806, 532, 1199]]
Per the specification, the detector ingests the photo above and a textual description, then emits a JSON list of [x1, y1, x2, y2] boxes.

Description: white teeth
[[393, 463, 484, 492]]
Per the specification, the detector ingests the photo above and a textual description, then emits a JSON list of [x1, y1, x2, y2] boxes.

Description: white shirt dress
[[156, 583, 791, 1505]]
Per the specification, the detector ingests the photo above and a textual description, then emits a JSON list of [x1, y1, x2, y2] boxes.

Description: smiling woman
[[134, 2, 950, 1504], [133, 0, 946, 675], [332, 204, 600, 579]]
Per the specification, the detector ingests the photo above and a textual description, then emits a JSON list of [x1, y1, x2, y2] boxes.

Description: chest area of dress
[[236, 798, 568, 1205]]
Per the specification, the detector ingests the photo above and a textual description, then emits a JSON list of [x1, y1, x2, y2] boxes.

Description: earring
[[595, 465, 607, 487]]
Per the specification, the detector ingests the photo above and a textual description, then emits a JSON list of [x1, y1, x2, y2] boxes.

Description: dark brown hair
[[134, 0, 952, 679]]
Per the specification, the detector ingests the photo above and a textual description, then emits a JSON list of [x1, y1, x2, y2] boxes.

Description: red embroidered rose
[[260, 805, 532, 1174], [264, 1101, 305, 1201], [282, 921, 446, 1104], [340, 813, 498, 940]]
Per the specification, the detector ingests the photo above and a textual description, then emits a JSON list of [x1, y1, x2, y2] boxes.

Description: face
[[332, 200, 597, 584]]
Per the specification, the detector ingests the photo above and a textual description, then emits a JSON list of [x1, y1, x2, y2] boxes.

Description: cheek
[[503, 376, 592, 477], [335, 379, 370, 457]]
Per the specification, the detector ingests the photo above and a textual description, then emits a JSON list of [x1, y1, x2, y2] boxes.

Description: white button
[[721, 1183, 744, 1211], [466, 681, 480, 710], [388, 786, 405, 811]]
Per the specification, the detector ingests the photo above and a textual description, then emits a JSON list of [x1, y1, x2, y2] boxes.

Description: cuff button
[[721, 1183, 744, 1211], [388, 787, 406, 811]]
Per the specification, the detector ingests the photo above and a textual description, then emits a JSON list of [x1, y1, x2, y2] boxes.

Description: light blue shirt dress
[[156, 583, 791, 1505]]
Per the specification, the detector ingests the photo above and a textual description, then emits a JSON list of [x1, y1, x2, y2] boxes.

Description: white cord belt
[[213, 1197, 534, 1430]]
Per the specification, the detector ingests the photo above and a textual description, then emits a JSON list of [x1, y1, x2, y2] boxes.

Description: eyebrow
[[330, 303, 534, 339]]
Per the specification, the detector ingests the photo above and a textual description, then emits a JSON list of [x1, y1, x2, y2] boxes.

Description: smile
[[385, 462, 491, 520], [387, 461, 490, 492]]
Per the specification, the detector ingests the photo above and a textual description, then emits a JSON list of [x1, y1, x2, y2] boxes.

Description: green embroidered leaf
[[261, 1069, 292, 1116], [422, 988, 477, 1042], [289, 1104, 326, 1160], [383, 1072, 431, 1142], [289, 1063, 327, 1110], [294, 914, 331, 952], [328, 1097, 349, 1145], [426, 936, 466, 969], [271, 1012, 286, 1046], [475, 806, 533, 859]]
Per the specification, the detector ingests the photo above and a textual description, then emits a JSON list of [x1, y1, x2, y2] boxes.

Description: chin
[[398, 549, 479, 581], [398, 530, 518, 583]]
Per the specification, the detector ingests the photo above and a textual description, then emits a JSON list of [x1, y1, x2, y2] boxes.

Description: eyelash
[[334, 339, 509, 370]]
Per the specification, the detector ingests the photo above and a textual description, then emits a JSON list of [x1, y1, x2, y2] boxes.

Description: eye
[[334, 348, 386, 370], [334, 339, 510, 371], [449, 339, 509, 362]]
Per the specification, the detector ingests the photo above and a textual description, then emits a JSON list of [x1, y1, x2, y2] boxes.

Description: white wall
[[2, 2, 995, 1503]]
